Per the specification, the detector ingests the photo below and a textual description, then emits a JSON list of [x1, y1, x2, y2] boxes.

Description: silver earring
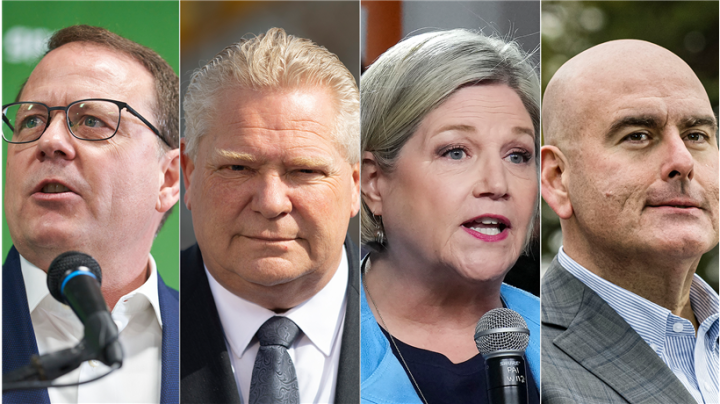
[[372, 213, 385, 246]]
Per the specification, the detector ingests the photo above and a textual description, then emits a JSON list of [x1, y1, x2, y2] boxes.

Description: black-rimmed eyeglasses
[[1, 99, 169, 147]]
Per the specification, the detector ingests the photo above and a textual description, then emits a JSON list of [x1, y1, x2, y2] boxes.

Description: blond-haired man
[[180, 28, 360, 404]]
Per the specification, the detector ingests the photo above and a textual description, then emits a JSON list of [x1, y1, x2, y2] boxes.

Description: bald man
[[541, 40, 718, 403]]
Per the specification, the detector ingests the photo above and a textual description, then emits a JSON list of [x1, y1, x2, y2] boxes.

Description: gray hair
[[361, 29, 540, 249], [183, 27, 359, 164]]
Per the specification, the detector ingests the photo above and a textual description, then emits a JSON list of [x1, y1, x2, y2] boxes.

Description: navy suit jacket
[[2, 246, 179, 404], [180, 236, 360, 404]]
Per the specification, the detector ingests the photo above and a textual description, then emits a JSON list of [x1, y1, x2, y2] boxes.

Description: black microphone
[[4, 252, 124, 389], [47, 252, 123, 368], [475, 308, 530, 404]]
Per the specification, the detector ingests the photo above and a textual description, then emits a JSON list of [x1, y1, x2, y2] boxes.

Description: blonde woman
[[360, 30, 540, 404]]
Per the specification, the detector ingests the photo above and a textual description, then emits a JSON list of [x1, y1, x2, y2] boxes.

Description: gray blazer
[[541, 257, 695, 403]]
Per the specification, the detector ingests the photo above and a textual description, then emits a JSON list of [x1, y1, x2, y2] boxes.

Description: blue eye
[[505, 151, 532, 164], [443, 148, 467, 160]]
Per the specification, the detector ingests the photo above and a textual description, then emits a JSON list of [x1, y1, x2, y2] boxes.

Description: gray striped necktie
[[249, 316, 301, 404]]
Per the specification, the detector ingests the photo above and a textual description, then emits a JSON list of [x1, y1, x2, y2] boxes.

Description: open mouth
[[33, 179, 76, 196], [42, 183, 71, 194], [463, 216, 510, 236]]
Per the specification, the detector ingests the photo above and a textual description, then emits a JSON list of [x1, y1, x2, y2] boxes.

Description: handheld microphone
[[475, 308, 530, 404], [47, 252, 123, 367]]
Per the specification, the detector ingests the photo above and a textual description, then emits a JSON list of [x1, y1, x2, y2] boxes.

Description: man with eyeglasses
[[2, 25, 179, 404]]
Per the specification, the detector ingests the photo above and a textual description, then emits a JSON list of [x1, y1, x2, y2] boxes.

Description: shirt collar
[[688, 275, 719, 326], [558, 246, 719, 350], [207, 246, 348, 359], [20, 254, 49, 314], [118, 254, 163, 327], [20, 253, 163, 327]]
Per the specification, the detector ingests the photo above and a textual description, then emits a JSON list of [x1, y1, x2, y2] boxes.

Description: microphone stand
[[3, 340, 94, 387], [3, 312, 123, 391], [5, 252, 124, 392]]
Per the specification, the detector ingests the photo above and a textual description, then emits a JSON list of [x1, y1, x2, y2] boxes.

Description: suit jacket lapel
[[544, 259, 696, 403], [334, 236, 360, 403], [180, 244, 241, 404], [2, 246, 51, 404], [158, 274, 179, 403]]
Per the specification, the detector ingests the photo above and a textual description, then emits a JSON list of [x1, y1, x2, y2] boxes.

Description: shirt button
[[114, 320, 123, 330], [704, 382, 711, 392], [673, 323, 683, 332], [89, 360, 98, 367]]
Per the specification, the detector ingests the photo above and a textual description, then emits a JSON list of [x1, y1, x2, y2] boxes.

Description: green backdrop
[[2, 1, 180, 290]]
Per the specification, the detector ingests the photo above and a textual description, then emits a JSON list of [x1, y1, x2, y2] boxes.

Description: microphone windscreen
[[475, 308, 529, 356], [47, 251, 102, 304]]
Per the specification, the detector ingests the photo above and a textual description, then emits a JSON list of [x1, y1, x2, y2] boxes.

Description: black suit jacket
[[180, 236, 360, 404]]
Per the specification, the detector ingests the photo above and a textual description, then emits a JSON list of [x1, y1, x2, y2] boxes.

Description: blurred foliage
[[541, 1, 719, 291]]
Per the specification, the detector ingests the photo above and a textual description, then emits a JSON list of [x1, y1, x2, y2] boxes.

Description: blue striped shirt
[[559, 247, 719, 404]]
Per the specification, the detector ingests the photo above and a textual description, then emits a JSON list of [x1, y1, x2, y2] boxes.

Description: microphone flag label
[[501, 358, 526, 384], [486, 356, 528, 388]]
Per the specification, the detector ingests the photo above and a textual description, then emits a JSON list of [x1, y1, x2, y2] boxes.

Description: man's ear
[[349, 162, 361, 217], [361, 151, 384, 216], [180, 139, 195, 211], [541, 145, 573, 219], [156, 147, 181, 213]]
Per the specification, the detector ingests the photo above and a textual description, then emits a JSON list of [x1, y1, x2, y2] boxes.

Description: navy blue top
[[380, 327, 539, 404]]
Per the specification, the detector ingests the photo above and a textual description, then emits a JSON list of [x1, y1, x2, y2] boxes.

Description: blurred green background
[[541, 1, 719, 291], [2, 1, 180, 290]]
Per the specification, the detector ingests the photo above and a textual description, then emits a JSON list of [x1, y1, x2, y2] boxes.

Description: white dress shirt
[[206, 246, 348, 404], [21, 253, 163, 404], [559, 247, 719, 404]]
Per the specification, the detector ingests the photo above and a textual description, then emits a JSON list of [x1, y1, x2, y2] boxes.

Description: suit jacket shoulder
[[2, 246, 51, 404], [541, 257, 695, 404], [157, 273, 179, 403], [500, 283, 540, 384], [180, 243, 241, 404], [335, 236, 361, 403], [360, 280, 422, 404]]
